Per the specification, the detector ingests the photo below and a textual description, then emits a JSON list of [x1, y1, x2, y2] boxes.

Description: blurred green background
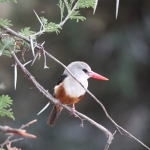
[[0, 0, 150, 150]]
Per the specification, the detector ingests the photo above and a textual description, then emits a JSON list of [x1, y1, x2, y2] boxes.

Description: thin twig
[[0, 25, 43, 53], [33, 10, 44, 31], [0, 119, 37, 148], [20, 119, 37, 129], [31, 52, 38, 66], [23, 60, 32, 67], [0, 25, 29, 42], [31, 10, 44, 37]]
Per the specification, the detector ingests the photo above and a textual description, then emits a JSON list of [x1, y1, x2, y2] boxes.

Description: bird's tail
[[47, 105, 63, 126]]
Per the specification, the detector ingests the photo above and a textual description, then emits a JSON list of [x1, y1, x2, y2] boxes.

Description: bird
[[38, 61, 108, 126]]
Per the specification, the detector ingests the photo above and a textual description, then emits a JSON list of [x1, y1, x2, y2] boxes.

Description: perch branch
[[44, 50, 150, 150], [11, 51, 113, 150]]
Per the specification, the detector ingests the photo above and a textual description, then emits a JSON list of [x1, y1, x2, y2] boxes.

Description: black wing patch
[[56, 74, 67, 85], [53, 74, 67, 97]]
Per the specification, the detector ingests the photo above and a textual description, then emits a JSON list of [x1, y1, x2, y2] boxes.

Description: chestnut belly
[[55, 84, 84, 105]]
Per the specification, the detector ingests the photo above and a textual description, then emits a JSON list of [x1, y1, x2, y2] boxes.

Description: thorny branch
[[45, 50, 150, 150], [0, 119, 37, 148], [11, 51, 113, 150], [0, 24, 150, 149]]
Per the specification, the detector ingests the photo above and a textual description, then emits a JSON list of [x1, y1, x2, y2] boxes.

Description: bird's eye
[[82, 69, 88, 73]]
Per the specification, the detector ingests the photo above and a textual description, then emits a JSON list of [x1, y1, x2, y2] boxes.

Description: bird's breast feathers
[[54, 76, 88, 102], [63, 76, 88, 97]]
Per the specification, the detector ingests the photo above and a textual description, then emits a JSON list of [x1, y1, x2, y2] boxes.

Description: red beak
[[89, 71, 109, 81]]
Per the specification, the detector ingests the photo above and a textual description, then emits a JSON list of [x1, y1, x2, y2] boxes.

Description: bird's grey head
[[64, 61, 92, 79]]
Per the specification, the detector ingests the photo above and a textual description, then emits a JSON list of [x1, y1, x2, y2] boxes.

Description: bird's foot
[[70, 104, 78, 117], [56, 100, 61, 106], [71, 107, 75, 115], [69, 108, 75, 115], [71, 103, 75, 114]]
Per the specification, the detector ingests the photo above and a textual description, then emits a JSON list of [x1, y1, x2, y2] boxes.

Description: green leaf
[[0, 0, 8, 2], [69, 10, 86, 22], [58, 0, 65, 22], [0, 0, 17, 2], [0, 37, 15, 57], [70, 0, 75, 5], [2, 50, 12, 57], [40, 17, 48, 26], [44, 22, 62, 33], [12, 0, 17, 3], [77, 0, 95, 9], [57, 0, 92, 23], [19, 27, 36, 37], [64, 0, 71, 13], [0, 95, 15, 120], [35, 16, 62, 33], [0, 18, 12, 27]]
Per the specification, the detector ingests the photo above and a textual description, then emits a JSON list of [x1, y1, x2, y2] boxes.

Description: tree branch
[[11, 50, 113, 150], [45, 51, 150, 150], [0, 119, 37, 148]]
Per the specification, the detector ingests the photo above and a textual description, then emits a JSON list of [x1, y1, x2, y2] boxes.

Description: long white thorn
[[43, 49, 49, 69], [116, 0, 120, 19], [33, 10, 44, 30], [14, 63, 17, 90], [23, 60, 32, 67], [41, 41, 45, 46], [31, 52, 38, 66], [29, 36, 35, 57], [37, 103, 50, 115], [93, 0, 98, 14]]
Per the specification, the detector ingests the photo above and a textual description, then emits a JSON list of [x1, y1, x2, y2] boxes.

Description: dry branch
[[0, 119, 37, 148], [0, 126, 36, 138]]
